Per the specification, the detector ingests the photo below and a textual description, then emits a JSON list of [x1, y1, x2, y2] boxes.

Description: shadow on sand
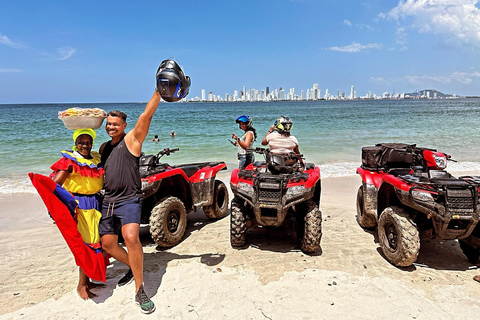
[[236, 225, 323, 256], [359, 225, 476, 272]]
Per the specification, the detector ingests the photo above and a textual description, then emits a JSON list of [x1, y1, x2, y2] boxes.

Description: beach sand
[[1, 175, 479, 319]]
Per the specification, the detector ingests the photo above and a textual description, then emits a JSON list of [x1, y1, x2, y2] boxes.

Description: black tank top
[[102, 137, 141, 203]]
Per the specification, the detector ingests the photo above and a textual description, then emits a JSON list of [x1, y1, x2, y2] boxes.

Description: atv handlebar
[[156, 148, 179, 159]]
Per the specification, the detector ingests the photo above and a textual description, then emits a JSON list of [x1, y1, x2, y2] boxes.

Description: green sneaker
[[135, 285, 156, 314]]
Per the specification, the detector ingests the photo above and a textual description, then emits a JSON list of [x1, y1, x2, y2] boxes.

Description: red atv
[[140, 148, 229, 247], [229, 147, 322, 254], [357, 143, 480, 267]]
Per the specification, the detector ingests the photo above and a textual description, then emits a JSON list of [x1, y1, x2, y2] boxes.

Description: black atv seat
[[388, 168, 412, 176], [179, 165, 202, 177], [305, 163, 315, 170]]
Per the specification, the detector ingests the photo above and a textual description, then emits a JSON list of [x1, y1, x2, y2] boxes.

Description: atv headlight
[[286, 185, 305, 197], [433, 154, 446, 169], [142, 180, 153, 190], [238, 182, 254, 194], [411, 189, 434, 202]]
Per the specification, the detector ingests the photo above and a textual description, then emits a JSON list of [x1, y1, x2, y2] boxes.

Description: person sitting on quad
[[262, 116, 303, 171], [231, 115, 257, 169]]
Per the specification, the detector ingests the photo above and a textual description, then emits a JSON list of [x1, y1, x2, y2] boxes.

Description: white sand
[[1, 175, 479, 319]]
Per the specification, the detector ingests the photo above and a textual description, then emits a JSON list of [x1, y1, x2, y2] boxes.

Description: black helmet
[[235, 115, 253, 128], [274, 116, 293, 133], [156, 59, 191, 102]]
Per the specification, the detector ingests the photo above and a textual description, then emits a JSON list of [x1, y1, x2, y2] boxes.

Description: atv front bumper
[[231, 183, 316, 227], [396, 188, 480, 239]]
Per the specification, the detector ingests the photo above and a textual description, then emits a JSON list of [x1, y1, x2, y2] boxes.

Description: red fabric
[[28, 173, 106, 282], [50, 157, 104, 178]]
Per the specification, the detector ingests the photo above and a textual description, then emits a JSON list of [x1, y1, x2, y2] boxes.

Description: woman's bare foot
[[87, 281, 105, 289], [77, 284, 97, 300], [474, 275, 480, 283]]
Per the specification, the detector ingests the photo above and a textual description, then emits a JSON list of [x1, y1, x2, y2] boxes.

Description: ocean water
[[2, 98, 480, 194]]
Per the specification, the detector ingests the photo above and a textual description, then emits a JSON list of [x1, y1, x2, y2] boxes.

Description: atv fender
[[362, 183, 378, 220], [357, 167, 377, 186], [357, 168, 378, 218]]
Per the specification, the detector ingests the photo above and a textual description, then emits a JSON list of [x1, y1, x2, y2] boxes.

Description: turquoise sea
[[2, 98, 480, 194]]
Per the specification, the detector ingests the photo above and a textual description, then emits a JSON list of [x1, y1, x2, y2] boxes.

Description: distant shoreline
[[4, 96, 480, 106]]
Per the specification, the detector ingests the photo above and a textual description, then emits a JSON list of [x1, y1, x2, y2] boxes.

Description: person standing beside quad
[[51, 128, 104, 300], [231, 115, 257, 169], [98, 59, 190, 314]]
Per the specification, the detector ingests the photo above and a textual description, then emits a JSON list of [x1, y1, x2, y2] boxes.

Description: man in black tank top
[[98, 91, 161, 314]]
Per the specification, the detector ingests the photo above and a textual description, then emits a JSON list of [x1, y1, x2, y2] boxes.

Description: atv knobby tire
[[378, 206, 420, 267], [356, 185, 377, 229], [459, 239, 480, 264], [230, 197, 247, 247], [149, 197, 187, 247], [299, 200, 322, 254], [203, 180, 229, 219]]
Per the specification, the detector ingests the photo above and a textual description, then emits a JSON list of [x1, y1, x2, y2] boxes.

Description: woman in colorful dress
[[50, 128, 104, 299]]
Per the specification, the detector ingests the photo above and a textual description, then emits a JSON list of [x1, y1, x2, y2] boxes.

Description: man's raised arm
[[126, 91, 161, 156]]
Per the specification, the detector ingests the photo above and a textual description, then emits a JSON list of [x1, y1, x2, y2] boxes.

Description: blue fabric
[[99, 196, 142, 235], [74, 193, 102, 210], [53, 184, 77, 218]]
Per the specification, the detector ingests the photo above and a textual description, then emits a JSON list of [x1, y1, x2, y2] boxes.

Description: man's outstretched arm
[[126, 91, 161, 156]]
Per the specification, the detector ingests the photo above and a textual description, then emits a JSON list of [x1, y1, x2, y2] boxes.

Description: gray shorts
[[99, 196, 142, 235]]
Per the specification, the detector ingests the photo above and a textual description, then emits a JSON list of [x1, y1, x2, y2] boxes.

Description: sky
[[1, 0, 480, 103]]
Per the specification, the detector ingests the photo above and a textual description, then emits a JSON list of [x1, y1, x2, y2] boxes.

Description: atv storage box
[[361, 143, 415, 171]]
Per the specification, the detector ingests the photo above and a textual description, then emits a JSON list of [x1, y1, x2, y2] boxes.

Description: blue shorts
[[99, 196, 142, 236]]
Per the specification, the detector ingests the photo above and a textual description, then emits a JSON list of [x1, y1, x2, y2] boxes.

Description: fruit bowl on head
[[58, 108, 107, 130]]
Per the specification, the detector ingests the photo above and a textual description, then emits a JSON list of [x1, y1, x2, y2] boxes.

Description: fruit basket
[[58, 108, 106, 130]]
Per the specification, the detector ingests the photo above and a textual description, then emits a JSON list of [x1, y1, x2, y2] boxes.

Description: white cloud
[[0, 34, 24, 49], [381, 0, 480, 49], [57, 46, 76, 60], [328, 42, 383, 52], [395, 27, 407, 46], [371, 71, 480, 85], [343, 19, 373, 30], [0, 68, 22, 73]]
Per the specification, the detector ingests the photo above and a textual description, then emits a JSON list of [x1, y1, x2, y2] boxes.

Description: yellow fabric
[[61, 150, 103, 194], [62, 150, 102, 168], [76, 208, 102, 244], [73, 128, 96, 143], [63, 174, 103, 194]]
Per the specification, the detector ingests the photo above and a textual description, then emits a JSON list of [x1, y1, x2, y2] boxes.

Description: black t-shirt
[[102, 137, 141, 203]]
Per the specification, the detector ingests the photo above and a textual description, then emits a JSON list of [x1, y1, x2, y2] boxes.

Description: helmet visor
[[236, 115, 250, 123]]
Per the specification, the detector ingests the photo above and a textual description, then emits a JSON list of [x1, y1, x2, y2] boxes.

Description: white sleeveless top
[[238, 131, 255, 155]]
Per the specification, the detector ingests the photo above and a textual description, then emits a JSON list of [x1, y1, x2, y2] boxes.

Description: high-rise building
[[201, 89, 206, 102], [350, 85, 355, 100], [266, 87, 269, 95]]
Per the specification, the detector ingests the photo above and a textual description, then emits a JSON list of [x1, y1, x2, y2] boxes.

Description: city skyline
[[190, 85, 458, 103]]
